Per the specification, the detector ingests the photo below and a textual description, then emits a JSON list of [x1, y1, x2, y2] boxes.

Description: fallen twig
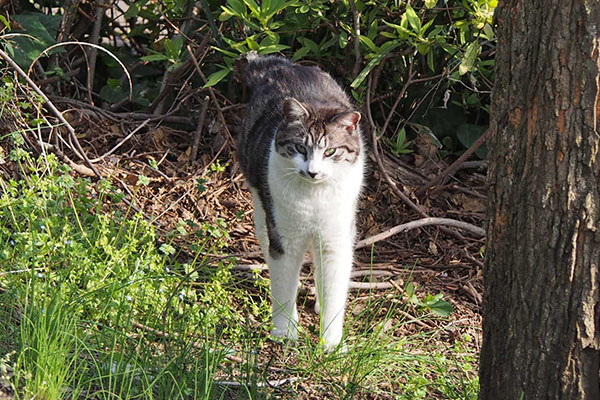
[[397, 309, 434, 330], [349, 281, 399, 290], [356, 217, 485, 249], [40, 142, 95, 176], [89, 118, 151, 163], [350, 269, 394, 278], [461, 282, 482, 305], [215, 377, 299, 389]]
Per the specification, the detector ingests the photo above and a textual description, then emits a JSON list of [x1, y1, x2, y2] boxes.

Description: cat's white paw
[[323, 340, 347, 354], [270, 326, 298, 341]]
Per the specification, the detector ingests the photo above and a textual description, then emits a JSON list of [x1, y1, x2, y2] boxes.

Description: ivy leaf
[[425, 0, 438, 8]]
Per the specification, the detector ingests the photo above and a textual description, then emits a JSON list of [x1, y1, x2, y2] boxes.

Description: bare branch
[[356, 217, 485, 249], [416, 128, 492, 196]]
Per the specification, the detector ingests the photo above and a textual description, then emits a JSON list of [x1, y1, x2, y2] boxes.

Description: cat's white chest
[[267, 152, 363, 239]]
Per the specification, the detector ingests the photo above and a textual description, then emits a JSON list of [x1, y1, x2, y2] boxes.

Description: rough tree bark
[[480, 1, 600, 399]]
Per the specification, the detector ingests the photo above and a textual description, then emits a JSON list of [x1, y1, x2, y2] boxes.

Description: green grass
[[0, 151, 479, 399]]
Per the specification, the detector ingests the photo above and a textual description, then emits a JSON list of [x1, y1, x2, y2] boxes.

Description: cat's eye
[[324, 148, 336, 157], [294, 144, 306, 155]]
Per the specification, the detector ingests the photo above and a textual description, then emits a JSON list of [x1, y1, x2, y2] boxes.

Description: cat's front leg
[[313, 235, 353, 352], [267, 248, 304, 340]]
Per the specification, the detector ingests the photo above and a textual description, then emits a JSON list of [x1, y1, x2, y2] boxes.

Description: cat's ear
[[330, 111, 361, 134], [283, 98, 309, 124]]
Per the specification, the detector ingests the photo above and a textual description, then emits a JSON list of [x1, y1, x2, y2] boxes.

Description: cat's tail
[[234, 51, 291, 89]]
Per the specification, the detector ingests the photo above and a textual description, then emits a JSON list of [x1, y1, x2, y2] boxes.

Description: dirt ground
[[50, 101, 485, 335], [1, 98, 485, 396]]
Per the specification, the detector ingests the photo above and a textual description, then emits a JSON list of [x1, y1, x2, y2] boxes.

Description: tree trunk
[[480, 1, 600, 398]]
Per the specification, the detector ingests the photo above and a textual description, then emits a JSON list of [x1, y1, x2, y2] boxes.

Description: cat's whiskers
[[272, 169, 298, 185]]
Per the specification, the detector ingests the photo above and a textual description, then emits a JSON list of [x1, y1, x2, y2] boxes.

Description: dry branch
[[356, 217, 485, 249], [89, 118, 151, 163], [416, 128, 492, 196]]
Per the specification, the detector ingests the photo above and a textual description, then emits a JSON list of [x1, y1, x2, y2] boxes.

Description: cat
[[235, 52, 365, 352]]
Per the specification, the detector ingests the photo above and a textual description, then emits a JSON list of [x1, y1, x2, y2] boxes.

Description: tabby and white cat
[[236, 53, 364, 351]]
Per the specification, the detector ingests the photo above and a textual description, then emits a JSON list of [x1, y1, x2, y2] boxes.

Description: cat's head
[[274, 98, 362, 182]]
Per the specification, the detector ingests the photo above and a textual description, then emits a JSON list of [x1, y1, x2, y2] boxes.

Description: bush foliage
[[1, 0, 496, 155]]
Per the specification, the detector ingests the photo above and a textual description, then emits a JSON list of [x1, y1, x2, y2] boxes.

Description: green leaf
[[124, 2, 140, 18], [11, 13, 62, 68], [159, 243, 176, 256], [368, 19, 378, 39], [291, 46, 310, 61], [405, 282, 419, 304], [298, 4, 309, 13], [257, 44, 290, 54], [421, 18, 435, 35], [427, 50, 435, 72], [338, 31, 348, 48], [359, 35, 378, 52], [242, 0, 260, 17], [263, 0, 289, 20], [297, 37, 320, 55], [203, 68, 231, 88], [246, 36, 260, 50], [4, 42, 14, 58], [456, 124, 488, 159], [416, 43, 430, 55], [428, 299, 454, 317], [0, 15, 9, 29], [404, 5, 421, 33], [425, 0, 437, 8], [99, 83, 127, 103], [164, 37, 183, 60], [141, 53, 169, 62], [211, 46, 238, 58], [351, 41, 401, 88], [226, 0, 246, 16], [383, 19, 414, 39], [219, 9, 234, 21], [459, 41, 480, 75], [483, 23, 495, 40]]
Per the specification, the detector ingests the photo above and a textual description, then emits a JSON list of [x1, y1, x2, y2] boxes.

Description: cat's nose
[[307, 170, 318, 179]]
